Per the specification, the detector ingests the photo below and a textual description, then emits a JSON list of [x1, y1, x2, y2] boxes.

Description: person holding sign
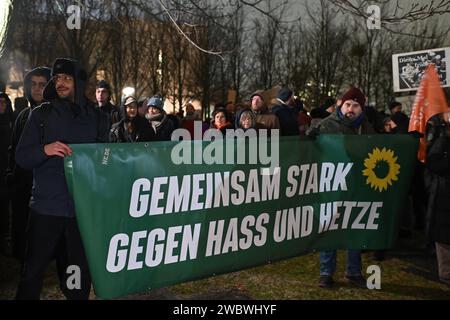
[[316, 86, 375, 288], [14, 58, 108, 300]]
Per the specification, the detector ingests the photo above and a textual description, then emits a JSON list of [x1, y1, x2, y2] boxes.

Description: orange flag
[[408, 64, 449, 162]]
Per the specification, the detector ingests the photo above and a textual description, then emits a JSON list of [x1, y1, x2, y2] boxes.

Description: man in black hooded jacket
[[95, 80, 119, 128], [110, 95, 155, 142], [14, 58, 108, 300], [8, 67, 51, 262]]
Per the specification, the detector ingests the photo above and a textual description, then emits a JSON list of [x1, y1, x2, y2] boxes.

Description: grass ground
[[1, 232, 449, 300]]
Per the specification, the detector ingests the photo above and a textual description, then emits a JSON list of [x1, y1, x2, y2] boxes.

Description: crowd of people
[[0, 57, 449, 299]]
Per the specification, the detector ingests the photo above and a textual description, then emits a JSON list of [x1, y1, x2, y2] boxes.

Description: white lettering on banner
[[318, 201, 383, 233], [285, 163, 353, 197], [128, 164, 354, 218], [273, 206, 313, 242], [129, 178, 150, 218], [205, 214, 269, 257], [105, 224, 201, 272], [128, 168, 282, 216], [106, 201, 384, 273]]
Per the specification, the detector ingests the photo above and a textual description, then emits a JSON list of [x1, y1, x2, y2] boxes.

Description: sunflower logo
[[362, 147, 400, 192]]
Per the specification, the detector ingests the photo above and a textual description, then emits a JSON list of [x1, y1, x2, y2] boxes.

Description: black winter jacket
[[425, 131, 450, 245], [15, 67, 108, 217], [271, 101, 299, 136]]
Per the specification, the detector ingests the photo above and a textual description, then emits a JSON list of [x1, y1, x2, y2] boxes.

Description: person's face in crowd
[[147, 106, 161, 116], [0, 97, 7, 114], [341, 100, 362, 119], [251, 96, 264, 111], [54, 73, 75, 100], [240, 112, 254, 130], [384, 119, 397, 133], [214, 111, 227, 127], [126, 102, 138, 119], [96, 88, 109, 106], [30, 75, 48, 104], [186, 104, 195, 115]]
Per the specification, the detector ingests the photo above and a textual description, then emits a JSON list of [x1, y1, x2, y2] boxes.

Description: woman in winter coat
[[211, 108, 233, 135], [235, 108, 266, 132], [145, 95, 175, 141]]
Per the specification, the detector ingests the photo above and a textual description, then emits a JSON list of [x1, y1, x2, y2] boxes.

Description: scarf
[[337, 108, 365, 129]]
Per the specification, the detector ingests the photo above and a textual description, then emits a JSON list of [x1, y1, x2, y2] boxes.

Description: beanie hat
[[340, 87, 365, 107], [277, 88, 293, 102], [96, 80, 111, 91], [124, 96, 137, 106], [250, 90, 265, 101], [52, 58, 76, 77], [51, 58, 87, 81], [147, 95, 164, 112]]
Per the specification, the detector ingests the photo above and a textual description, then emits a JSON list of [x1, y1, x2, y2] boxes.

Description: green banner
[[64, 135, 418, 299]]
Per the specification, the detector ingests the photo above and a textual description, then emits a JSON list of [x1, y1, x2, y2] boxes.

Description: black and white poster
[[392, 47, 450, 92]]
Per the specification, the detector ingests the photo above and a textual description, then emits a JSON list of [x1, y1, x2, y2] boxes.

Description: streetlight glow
[[122, 87, 135, 96]]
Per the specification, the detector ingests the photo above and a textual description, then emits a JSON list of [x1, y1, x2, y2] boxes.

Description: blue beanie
[[277, 88, 293, 102], [147, 95, 164, 111]]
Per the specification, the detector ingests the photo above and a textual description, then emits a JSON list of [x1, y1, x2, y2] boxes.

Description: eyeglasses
[[53, 74, 73, 83]]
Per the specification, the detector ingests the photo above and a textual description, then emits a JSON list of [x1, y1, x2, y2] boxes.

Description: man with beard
[[8, 67, 51, 262], [318, 87, 375, 135], [316, 86, 375, 288], [14, 58, 108, 299], [250, 91, 280, 131]]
